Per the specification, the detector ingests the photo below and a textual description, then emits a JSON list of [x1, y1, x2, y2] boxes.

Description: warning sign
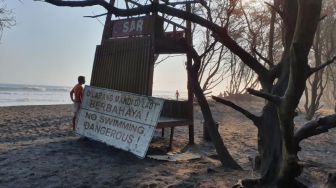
[[76, 86, 164, 158]]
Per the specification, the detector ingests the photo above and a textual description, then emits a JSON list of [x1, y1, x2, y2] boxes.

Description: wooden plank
[[90, 36, 154, 96]]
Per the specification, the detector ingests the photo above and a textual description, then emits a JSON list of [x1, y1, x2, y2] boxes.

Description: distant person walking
[[70, 76, 85, 131], [175, 90, 179, 101]]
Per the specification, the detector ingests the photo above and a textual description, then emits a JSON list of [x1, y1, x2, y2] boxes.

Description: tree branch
[[294, 114, 336, 151], [247, 88, 281, 105], [127, 0, 144, 7], [84, 12, 107, 18], [200, 40, 217, 58], [35, 0, 111, 9], [160, 0, 200, 6], [264, 2, 283, 19], [212, 96, 260, 125], [252, 48, 273, 68], [201, 0, 213, 22], [308, 55, 336, 77]]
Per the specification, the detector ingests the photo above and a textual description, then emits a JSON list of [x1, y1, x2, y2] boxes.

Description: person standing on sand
[[175, 90, 179, 101], [70, 76, 85, 131]]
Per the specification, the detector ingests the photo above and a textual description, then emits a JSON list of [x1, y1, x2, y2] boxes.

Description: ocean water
[[0, 83, 187, 107], [0, 83, 72, 107]]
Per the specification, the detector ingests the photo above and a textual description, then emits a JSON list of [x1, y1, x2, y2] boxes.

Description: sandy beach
[[0, 96, 335, 188]]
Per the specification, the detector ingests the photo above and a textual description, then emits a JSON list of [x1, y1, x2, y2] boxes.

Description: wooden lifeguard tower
[[90, 2, 194, 149]]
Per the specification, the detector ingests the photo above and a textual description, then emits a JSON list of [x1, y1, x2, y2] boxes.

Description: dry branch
[[294, 114, 336, 151], [264, 2, 283, 19], [200, 41, 217, 58], [252, 48, 273, 68], [212, 96, 260, 125], [246, 88, 281, 105], [308, 55, 336, 76]]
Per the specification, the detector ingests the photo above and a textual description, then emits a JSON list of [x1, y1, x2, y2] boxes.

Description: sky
[[0, 0, 189, 92]]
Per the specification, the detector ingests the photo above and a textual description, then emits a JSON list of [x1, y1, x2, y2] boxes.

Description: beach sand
[[0, 96, 335, 187]]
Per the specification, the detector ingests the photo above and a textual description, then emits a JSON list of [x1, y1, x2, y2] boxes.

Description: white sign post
[[76, 86, 164, 158]]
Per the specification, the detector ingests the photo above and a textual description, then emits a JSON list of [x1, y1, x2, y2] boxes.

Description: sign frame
[[111, 16, 155, 38], [75, 86, 164, 158]]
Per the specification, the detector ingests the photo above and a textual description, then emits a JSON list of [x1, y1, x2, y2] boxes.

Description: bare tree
[[195, 0, 281, 96], [304, 26, 327, 120], [0, 0, 15, 42], [192, 0, 240, 96], [222, 0, 284, 95], [327, 65, 336, 112], [226, 53, 259, 95], [304, 0, 336, 120], [323, 0, 336, 113], [36, 0, 336, 187]]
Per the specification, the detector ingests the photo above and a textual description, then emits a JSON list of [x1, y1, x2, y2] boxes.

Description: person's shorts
[[72, 102, 81, 115]]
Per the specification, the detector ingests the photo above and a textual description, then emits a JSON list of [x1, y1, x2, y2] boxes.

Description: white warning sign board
[[76, 86, 164, 158]]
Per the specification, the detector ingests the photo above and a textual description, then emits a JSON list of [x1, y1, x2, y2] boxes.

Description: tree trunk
[[190, 66, 241, 169], [256, 52, 291, 185], [277, 0, 322, 186], [248, 0, 323, 187], [257, 104, 282, 185], [185, 44, 242, 170]]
